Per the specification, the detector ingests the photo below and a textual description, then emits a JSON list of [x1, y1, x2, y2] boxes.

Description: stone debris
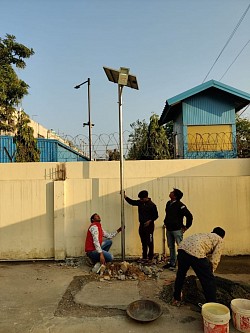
[[61, 254, 166, 282], [90, 261, 164, 281]]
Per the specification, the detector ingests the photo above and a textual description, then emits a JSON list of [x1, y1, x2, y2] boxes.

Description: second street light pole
[[74, 78, 93, 160]]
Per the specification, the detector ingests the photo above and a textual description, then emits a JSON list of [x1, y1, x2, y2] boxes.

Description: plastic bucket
[[231, 298, 250, 332], [201, 302, 231, 333]]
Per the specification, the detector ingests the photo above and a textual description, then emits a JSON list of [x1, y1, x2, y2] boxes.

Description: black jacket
[[125, 197, 158, 224], [164, 200, 193, 231]]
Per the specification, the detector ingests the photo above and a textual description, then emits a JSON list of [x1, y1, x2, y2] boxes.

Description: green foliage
[[127, 119, 148, 160], [127, 114, 173, 160], [14, 111, 40, 162], [147, 114, 171, 159], [236, 114, 250, 158], [0, 34, 34, 132]]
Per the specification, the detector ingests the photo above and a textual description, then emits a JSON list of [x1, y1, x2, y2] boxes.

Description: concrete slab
[[74, 280, 140, 309]]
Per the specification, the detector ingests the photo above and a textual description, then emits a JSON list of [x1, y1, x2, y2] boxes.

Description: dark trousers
[[174, 249, 217, 302], [139, 223, 154, 260]]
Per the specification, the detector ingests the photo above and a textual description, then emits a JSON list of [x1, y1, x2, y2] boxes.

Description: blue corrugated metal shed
[[0, 136, 16, 163], [159, 80, 250, 124], [0, 137, 88, 163]]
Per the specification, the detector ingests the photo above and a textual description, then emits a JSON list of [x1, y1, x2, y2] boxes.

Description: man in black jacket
[[124, 190, 158, 262], [163, 188, 193, 270]]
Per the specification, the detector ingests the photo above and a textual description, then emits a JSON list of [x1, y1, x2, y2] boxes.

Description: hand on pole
[[117, 226, 125, 233]]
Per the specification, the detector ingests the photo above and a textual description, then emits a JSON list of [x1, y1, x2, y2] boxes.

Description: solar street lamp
[[103, 66, 139, 260]]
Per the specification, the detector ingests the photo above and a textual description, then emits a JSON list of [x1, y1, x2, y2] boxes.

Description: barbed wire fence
[[1, 130, 248, 162], [60, 131, 242, 160], [61, 131, 134, 160]]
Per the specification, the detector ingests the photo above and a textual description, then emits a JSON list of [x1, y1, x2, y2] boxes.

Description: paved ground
[[0, 256, 249, 333]]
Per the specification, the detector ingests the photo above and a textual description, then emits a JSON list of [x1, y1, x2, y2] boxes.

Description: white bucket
[[231, 298, 250, 332], [202, 302, 231, 333]]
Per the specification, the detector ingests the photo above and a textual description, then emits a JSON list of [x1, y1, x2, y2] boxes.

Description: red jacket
[[85, 222, 103, 252]]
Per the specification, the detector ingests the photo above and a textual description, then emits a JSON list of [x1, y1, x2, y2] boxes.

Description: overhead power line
[[202, 3, 250, 83], [219, 39, 250, 81], [238, 103, 250, 117]]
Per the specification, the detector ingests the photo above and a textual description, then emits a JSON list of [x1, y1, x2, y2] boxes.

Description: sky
[[1, 0, 250, 141]]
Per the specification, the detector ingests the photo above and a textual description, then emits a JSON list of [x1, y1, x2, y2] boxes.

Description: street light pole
[[118, 84, 125, 260], [74, 78, 93, 160], [103, 66, 139, 261]]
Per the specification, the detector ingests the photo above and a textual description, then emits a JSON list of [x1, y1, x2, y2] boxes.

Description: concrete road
[[0, 259, 249, 333]]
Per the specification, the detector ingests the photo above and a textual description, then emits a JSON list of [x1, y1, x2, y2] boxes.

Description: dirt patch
[[55, 256, 250, 318], [160, 275, 250, 309], [54, 272, 166, 318], [55, 274, 126, 317]]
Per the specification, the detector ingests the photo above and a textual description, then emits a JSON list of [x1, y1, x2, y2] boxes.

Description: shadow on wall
[[0, 159, 249, 260]]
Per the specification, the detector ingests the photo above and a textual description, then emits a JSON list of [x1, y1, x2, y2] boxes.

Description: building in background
[[0, 116, 88, 163], [159, 80, 250, 159]]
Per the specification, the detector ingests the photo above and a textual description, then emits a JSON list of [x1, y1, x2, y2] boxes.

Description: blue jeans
[[87, 239, 113, 263], [166, 230, 183, 266]]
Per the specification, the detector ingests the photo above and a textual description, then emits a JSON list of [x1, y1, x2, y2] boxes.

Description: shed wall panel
[[183, 94, 235, 125]]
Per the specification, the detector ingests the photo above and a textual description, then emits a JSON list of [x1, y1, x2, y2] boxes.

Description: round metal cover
[[126, 299, 162, 322]]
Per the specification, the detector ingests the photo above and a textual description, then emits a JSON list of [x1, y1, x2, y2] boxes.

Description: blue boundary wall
[[0, 136, 88, 162]]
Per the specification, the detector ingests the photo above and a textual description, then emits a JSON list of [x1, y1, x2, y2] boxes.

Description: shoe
[[169, 265, 176, 271], [170, 299, 182, 307], [163, 262, 176, 270], [92, 262, 101, 273], [137, 258, 146, 263]]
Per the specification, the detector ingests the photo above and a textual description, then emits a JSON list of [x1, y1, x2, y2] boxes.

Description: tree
[[0, 34, 34, 133], [146, 114, 171, 159], [14, 110, 40, 162], [127, 119, 148, 160], [127, 114, 172, 160], [236, 114, 250, 158]]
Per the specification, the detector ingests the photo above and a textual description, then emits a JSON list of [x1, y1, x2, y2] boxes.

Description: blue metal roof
[[159, 80, 250, 124]]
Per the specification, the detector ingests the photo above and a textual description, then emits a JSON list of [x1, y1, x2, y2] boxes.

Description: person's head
[[212, 227, 225, 239], [169, 188, 183, 201], [90, 213, 101, 223], [138, 190, 149, 202]]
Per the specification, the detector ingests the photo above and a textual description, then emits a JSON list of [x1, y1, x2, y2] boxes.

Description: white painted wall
[[0, 159, 249, 260]]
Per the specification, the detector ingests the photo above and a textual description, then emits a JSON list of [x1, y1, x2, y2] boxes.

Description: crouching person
[[172, 227, 225, 306], [85, 213, 122, 265]]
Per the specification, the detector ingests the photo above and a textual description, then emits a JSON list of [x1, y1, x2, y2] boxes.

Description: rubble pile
[[91, 261, 163, 281]]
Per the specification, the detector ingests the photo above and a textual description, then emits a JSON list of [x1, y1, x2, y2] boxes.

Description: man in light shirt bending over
[[171, 227, 225, 306]]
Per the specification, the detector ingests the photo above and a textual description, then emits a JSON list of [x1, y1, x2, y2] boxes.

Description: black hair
[[212, 227, 225, 238], [173, 188, 183, 200], [138, 190, 148, 199], [90, 213, 98, 222]]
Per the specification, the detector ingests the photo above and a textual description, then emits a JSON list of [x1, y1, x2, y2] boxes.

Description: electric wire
[[202, 3, 250, 83], [219, 39, 250, 81], [238, 103, 250, 117]]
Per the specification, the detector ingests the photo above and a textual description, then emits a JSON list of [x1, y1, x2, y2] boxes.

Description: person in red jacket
[[85, 213, 122, 265]]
